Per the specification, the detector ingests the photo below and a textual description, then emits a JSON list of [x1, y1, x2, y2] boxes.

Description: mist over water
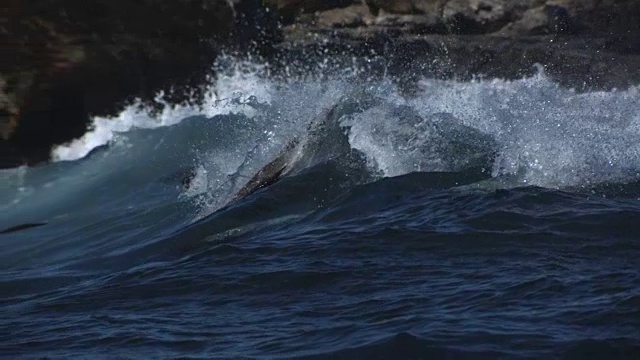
[[2, 59, 639, 359]]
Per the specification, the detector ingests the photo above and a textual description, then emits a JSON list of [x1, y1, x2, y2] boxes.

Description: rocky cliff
[[267, 0, 640, 93], [1, 0, 275, 168], [268, 0, 640, 40]]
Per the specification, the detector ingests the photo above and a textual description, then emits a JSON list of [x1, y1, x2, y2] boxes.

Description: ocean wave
[[48, 58, 640, 196]]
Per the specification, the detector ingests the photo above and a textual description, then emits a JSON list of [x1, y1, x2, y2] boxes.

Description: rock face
[[264, 0, 360, 23], [265, 0, 640, 40], [279, 0, 640, 38], [549, 0, 640, 52], [269, 0, 640, 90], [0, 0, 274, 169]]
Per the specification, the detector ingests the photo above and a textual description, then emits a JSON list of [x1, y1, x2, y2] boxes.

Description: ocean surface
[[1, 60, 639, 359]]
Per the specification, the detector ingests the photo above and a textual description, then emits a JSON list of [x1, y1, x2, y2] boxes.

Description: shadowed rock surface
[[1, 0, 275, 169], [276, 0, 640, 39], [269, 0, 640, 91]]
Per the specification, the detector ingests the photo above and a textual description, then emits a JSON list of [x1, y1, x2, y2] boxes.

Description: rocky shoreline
[[2, 0, 639, 169], [273, 30, 640, 91], [271, 0, 640, 90]]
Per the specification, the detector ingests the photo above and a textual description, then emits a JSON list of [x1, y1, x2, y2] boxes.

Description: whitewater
[[1, 59, 639, 359]]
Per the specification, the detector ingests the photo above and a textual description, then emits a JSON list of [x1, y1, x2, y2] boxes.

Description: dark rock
[[374, 13, 446, 34], [549, 0, 640, 35], [440, 0, 546, 34], [498, 5, 575, 35], [273, 28, 640, 92], [273, 0, 640, 90], [360, 0, 640, 39], [313, 4, 375, 28], [549, 0, 640, 53], [230, 0, 283, 54], [264, 0, 359, 24], [544, 5, 574, 33], [365, 0, 442, 15], [1, 0, 275, 169]]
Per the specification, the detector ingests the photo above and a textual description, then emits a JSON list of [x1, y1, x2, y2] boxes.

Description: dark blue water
[[2, 67, 639, 359]]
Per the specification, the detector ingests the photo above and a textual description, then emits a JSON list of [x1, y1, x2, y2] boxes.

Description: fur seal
[[225, 138, 301, 204], [220, 90, 499, 207], [223, 100, 352, 206], [221, 92, 382, 207]]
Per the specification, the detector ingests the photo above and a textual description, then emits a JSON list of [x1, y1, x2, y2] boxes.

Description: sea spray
[[44, 58, 640, 220]]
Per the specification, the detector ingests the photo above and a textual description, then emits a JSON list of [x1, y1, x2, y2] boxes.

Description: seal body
[[224, 92, 379, 206], [226, 138, 301, 204]]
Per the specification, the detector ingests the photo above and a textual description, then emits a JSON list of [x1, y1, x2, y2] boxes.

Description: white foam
[[51, 60, 275, 162], [51, 58, 640, 194], [187, 77, 361, 219], [346, 72, 640, 188]]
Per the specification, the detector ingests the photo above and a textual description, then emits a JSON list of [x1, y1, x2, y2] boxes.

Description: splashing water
[[44, 60, 640, 219]]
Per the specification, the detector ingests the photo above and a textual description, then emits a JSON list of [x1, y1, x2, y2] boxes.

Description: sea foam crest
[[52, 58, 640, 192], [51, 61, 275, 162], [339, 72, 639, 189]]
